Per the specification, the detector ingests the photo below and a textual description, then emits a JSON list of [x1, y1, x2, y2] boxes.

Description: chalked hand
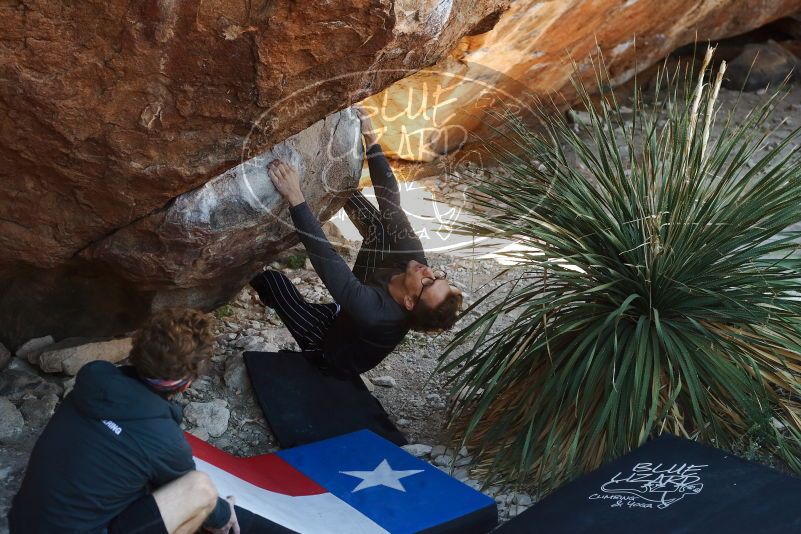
[[354, 104, 380, 149], [267, 160, 304, 207]]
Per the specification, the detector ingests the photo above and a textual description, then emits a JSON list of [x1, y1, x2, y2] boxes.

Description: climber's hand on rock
[[268, 160, 304, 207], [354, 105, 380, 149]]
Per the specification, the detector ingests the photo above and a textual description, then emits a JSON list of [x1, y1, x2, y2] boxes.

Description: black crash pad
[[243, 350, 406, 448], [495, 434, 801, 534]]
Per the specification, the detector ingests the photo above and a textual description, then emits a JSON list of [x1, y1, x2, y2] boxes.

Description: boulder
[[16, 336, 55, 364], [724, 41, 801, 91], [0, 0, 509, 347], [0, 369, 62, 403], [33, 338, 133, 376], [367, 0, 801, 161]]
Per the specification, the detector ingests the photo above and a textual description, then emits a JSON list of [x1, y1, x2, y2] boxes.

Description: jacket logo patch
[[102, 420, 123, 436]]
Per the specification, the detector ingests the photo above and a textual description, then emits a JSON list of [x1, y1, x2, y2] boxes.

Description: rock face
[[366, 0, 801, 161], [2, 0, 797, 347], [0, 0, 508, 268], [83, 109, 364, 311], [724, 42, 801, 91], [0, 0, 509, 347]]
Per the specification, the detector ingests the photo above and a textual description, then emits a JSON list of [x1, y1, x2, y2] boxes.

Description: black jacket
[[8, 361, 229, 533], [289, 143, 427, 374]]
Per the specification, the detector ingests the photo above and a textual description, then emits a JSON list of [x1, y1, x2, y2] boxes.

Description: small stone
[[361, 376, 375, 393], [16, 335, 55, 363], [234, 335, 263, 348], [235, 336, 278, 353], [458, 446, 469, 457], [0, 397, 24, 442], [434, 454, 454, 467], [291, 277, 302, 285], [452, 467, 470, 482], [401, 444, 433, 458], [371, 376, 396, 388], [513, 493, 533, 507], [184, 401, 230, 437], [430, 445, 448, 458], [20, 393, 59, 428], [189, 376, 211, 395], [224, 356, 251, 393], [396, 418, 410, 427], [425, 393, 442, 404], [455, 456, 473, 467], [36, 337, 133, 375]]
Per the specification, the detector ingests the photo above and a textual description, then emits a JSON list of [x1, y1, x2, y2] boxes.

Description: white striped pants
[[249, 270, 339, 351]]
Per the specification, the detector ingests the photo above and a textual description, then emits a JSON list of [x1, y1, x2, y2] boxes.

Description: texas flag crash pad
[[495, 434, 801, 534], [187, 429, 498, 534]]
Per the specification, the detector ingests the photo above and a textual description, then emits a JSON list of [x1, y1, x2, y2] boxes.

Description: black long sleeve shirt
[[289, 143, 426, 374]]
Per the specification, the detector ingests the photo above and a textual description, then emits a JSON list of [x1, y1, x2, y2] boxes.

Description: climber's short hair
[[129, 308, 214, 381], [408, 287, 463, 333]]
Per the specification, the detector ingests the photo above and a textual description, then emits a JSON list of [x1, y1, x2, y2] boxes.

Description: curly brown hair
[[129, 308, 214, 380], [408, 288, 463, 333]]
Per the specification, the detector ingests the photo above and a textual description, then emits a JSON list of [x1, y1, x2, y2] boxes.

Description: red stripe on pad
[[185, 433, 326, 497]]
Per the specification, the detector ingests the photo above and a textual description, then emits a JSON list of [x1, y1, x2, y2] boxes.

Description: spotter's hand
[[267, 160, 305, 207]]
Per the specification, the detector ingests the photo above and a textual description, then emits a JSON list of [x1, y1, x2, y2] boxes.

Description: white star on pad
[[340, 459, 424, 493]]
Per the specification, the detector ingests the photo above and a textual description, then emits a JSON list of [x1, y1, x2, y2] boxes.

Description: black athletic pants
[[249, 192, 388, 351]]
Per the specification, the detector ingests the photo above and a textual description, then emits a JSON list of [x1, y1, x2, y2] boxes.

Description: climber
[[249, 105, 463, 375], [7, 308, 240, 534]]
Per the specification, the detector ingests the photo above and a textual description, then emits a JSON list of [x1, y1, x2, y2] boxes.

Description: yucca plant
[[439, 49, 801, 491]]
